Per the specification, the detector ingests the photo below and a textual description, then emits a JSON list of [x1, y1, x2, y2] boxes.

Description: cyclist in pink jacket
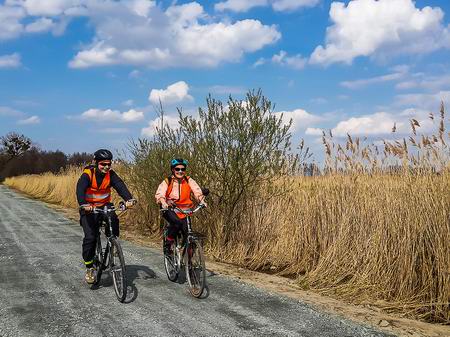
[[155, 158, 206, 254]]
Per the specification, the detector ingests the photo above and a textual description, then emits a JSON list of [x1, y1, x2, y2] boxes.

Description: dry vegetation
[[6, 167, 80, 208], [4, 99, 449, 324]]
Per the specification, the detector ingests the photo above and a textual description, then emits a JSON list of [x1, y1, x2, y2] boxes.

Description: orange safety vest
[[83, 167, 111, 207], [165, 176, 193, 219]]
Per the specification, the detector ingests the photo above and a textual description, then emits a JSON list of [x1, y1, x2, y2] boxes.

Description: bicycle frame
[[171, 216, 196, 269], [88, 202, 129, 301], [163, 203, 204, 249], [94, 205, 120, 264], [162, 202, 207, 297]]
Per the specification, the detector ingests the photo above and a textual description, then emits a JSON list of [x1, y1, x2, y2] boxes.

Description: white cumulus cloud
[[274, 108, 322, 131], [0, 4, 25, 40], [310, 0, 450, 65], [1, 0, 82, 39], [305, 127, 324, 136], [126, 0, 155, 18], [149, 81, 193, 105], [330, 108, 436, 138], [68, 2, 280, 69], [332, 112, 398, 137], [25, 17, 55, 33], [78, 108, 144, 123], [0, 53, 21, 68], [69, 43, 118, 68], [141, 115, 180, 137], [9, 0, 85, 16], [1, 1, 280, 68], [272, 50, 307, 70]]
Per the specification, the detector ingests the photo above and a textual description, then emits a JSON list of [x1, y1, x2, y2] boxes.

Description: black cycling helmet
[[94, 149, 113, 162], [170, 158, 188, 169]]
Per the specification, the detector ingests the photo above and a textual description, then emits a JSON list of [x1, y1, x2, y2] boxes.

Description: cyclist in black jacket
[[76, 149, 135, 284]]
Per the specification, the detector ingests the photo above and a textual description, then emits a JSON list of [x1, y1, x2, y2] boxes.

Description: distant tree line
[[0, 132, 92, 181]]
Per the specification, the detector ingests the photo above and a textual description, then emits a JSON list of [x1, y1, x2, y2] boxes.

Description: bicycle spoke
[[110, 238, 127, 302], [185, 241, 206, 297], [92, 235, 104, 286], [163, 239, 179, 282]]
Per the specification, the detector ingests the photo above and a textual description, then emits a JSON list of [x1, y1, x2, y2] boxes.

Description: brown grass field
[[5, 168, 449, 324], [4, 105, 450, 324]]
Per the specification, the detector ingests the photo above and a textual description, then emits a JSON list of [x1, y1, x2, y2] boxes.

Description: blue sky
[[1, 0, 450, 160]]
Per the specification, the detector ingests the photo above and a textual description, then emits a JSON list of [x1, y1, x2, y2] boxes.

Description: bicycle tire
[[110, 237, 127, 302], [93, 234, 104, 286], [185, 240, 206, 298], [163, 236, 178, 282]]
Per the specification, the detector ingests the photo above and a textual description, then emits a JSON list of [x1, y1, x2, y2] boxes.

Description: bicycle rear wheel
[[110, 237, 127, 302], [185, 240, 206, 298], [93, 234, 104, 286], [163, 236, 178, 282]]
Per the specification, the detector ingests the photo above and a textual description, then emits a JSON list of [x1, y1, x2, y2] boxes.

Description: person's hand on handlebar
[[125, 199, 137, 209], [80, 204, 93, 212], [199, 196, 207, 208], [160, 200, 169, 210], [160, 199, 175, 211]]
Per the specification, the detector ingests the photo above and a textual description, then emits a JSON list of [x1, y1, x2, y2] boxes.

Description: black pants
[[163, 210, 187, 241], [80, 209, 119, 265]]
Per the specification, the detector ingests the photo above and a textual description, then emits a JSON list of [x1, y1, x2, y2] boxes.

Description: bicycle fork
[[175, 241, 183, 268]]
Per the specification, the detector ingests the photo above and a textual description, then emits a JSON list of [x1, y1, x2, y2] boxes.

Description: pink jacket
[[155, 176, 203, 204]]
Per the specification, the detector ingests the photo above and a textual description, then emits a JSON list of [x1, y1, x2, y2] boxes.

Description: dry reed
[[5, 167, 448, 323], [4, 106, 449, 324]]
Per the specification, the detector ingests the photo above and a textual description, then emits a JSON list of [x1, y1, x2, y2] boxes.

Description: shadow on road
[[90, 265, 156, 303], [126, 264, 157, 283], [124, 264, 157, 303]]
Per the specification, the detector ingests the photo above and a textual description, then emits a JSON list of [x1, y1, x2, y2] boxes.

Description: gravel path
[[0, 185, 395, 337]]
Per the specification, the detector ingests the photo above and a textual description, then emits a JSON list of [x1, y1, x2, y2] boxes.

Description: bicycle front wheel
[[163, 237, 178, 282], [93, 234, 104, 286], [110, 238, 127, 302], [185, 240, 206, 298]]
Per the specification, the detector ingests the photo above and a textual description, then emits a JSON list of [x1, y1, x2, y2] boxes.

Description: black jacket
[[76, 168, 132, 205]]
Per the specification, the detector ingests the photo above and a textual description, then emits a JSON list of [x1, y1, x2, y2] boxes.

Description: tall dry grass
[[212, 173, 449, 322], [4, 105, 449, 324], [5, 166, 80, 208], [4, 165, 127, 209], [6, 168, 448, 322]]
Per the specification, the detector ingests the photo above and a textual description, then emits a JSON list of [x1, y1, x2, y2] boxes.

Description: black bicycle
[[91, 202, 128, 302], [162, 202, 207, 298]]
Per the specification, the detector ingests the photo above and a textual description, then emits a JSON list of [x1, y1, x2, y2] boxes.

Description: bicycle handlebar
[[92, 205, 119, 214], [160, 203, 206, 215], [79, 200, 133, 214]]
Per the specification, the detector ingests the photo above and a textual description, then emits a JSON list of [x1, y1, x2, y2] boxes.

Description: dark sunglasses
[[174, 167, 186, 172], [98, 161, 112, 167]]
